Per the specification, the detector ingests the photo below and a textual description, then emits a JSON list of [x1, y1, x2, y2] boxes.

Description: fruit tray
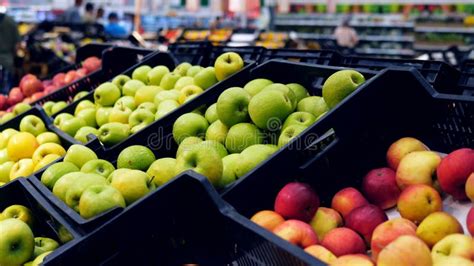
[[221, 66, 474, 227], [0, 106, 79, 148], [459, 59, 474, 96], [260, 49, 343, 66], [41, 172, 317, 265], [0, 178, 82, 264], [167, 41, 211, 65], [341, 56, 464, 95], [31, 46, 155, 106]]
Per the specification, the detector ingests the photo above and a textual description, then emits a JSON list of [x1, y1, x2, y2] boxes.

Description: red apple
[[467, 207, 474, 236], [274, 182, 319, 222], [345, 204, 388, 244], [332, 254, 374, 266], [362, 167, 401, 209], [21, 77, 43, 97], [250, 210, 285, 231], [53, 73, 66, 87], [64, 70, 78, 84], [386, 137, 429, 170], [321, 227, 366, 256], [82, 56, 101, 73], [0, 95, 8, 110], [437, 148, 474, 200], [76, 68, 87, 77], [30, 92, 44, 102], [273, 220, 318, 248], [44, 85, 58, 94], [19, 74, 36, 89], [8, 87, 24, 106], [331, 187, 368, 217], [42, 79, 53, 87], [371, 218, 417, 260]]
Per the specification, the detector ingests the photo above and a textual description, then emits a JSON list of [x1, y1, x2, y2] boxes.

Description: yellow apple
[[396, 151, 441, 190], [33, 154, 61, 172], [386, 137, 429, 170], [31, 143, 66, 165], [377, 235, 432, 266], [10, 159, 35, 180], [416, 212, 463, 247], [432, 234, 474, 262]]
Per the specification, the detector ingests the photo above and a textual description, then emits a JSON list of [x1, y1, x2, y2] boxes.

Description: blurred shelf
[[296, 33, 414, 43], [416, 27, 474, 34], [275, 20, 414, 28], [355, 48, 416, 57]]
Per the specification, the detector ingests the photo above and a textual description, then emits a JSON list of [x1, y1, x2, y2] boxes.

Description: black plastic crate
[[0, 178, 82, 260], [341, 56, 463, 95], [32, 46, 155, 106], [222, 68, 474, 220], [167, 41, 211, 65], [42, 172, 320, 266], [0, 106, 79, 148], [459, 59, 474, 96], [260, 48, 342, 65]]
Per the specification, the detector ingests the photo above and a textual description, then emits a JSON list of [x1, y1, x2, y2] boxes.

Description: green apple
[[41, 161, 79, 189], [74, 126, 99, 143], [51, 101, 67, 115], [155, 100, 180, 120], [178, 85, 203, 104], [95, 107, 113, 127], [214, 52, 244, 81], [79, 185, 126, 219], [94, 82, 121, 107], [106, 168, 129, 183], [2, 205, 34, 227], [261, 83, 297, 109], [53, 113, 74, 128], [37, 132, 61, 145], [186, 65, 203, 77], [243, 78, 273, 97], [205, 120, 228, 144], [112, 74, 131, 90], [42, 101, 55, 116], [174, 62, 192, 76], [193, 67, 218, 90], [322, 70, 365, 109], [278, 124, 307, 147], [0, 218, 34, 266], [13, 103, 32, 116], [154, 90, 180, 106], [160, 72, 181, 90], [248, 89, 295, 130], [134, 86, 162, 106], [109, 169, 155, 205], [131, 124, 147, 134], [52, 171, 82, 201], [287, 83, 310, 103], [19, 115, 46, 136], [218, 153, 240, 188], [76, 108, 97, 128], [174, 76, 195, 91], [173, 113, 209, 144], [175, 144, 223, 186], [216, 87, 251, 127], [0, 129, 18, 148], [176, 136, 203, 158], [146, 158, 177, 187], [114, 96, 136, 110], [0, 149, 8, 164], [117, 145, 156, 171], [31, 250, 52, 266], [65, 173, 107, 211], [98, 122, 130, 146], [235, 144, 278, 177], [74, 100, 95, 115], [64, 144, 98, 168], [297, 96, 329, 118], [198, 140, 228, 158], [137, 102, 157, 114], [147, 66, 169, 86], [73, 91, 89, 101], [282, 112, 316, 130], [33, 237, 59, 258], [132, 65, 152, 83], [81, 159, 115, 178], [108, 104, 132, 124], [204, 103, 218, 123], [225, 123, 263, 153], [60, 117, 86, 137], [0, 161, 14, 183], [122, 80, 145, 97], [128, 109, 154, 129], [1, 113, 15, 124]]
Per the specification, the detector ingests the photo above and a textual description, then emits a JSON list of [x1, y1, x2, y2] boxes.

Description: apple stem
[[148, 176, 155, 186]]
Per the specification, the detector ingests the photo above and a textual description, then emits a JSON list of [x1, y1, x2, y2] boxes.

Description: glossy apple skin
[[273, 219, 318, 248], [362, 167, 400, 209], [386, 137, 428, 170], [370, 218, 417, 260], [345, 204, 388, 244], [397, 184, 443, 224], [437, 148, 474, 200], [274, 182, 320, 223], [377, 235, 432, 266], [396, 151, 441, 190], [331, 187, 368, 217], [321, 227, 366, 257]]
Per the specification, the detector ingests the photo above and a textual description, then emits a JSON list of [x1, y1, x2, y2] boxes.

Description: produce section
[[0, 39, 473, 265]]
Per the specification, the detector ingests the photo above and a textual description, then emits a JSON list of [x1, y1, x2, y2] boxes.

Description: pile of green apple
[[52, 51, 245, 146], [0, 115, 68, 187], [0, 204, 62, 265], [0, 102, 33, 124], [40, 144, 162, 219], [42, 91, 91, 117], [168, 69, 366, 187]]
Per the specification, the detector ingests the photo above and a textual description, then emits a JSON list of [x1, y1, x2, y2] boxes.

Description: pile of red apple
[[251, 137, 474, 265], [0, 57, 101, 114]]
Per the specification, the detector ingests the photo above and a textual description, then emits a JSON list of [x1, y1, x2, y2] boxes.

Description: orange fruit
[[7, 132, 39, 161]]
